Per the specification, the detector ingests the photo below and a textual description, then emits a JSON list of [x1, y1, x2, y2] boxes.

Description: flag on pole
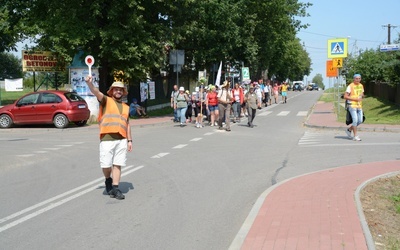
[[215, 61, 222, 87]]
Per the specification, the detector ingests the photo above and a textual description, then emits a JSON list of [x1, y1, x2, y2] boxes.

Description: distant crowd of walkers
[[170, 79, 289, 131]]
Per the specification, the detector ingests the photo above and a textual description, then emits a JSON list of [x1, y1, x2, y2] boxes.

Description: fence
[[366, 81, 400, 105]]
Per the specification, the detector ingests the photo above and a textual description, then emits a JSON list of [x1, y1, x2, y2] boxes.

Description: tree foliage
[[345, 35, 400, 88], [311, 73, 324, 89], [0, 52, 23, 79], [3, 0, 313, 91]]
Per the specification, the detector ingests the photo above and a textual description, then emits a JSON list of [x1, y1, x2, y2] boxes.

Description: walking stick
[[199, 85, 203, 127]]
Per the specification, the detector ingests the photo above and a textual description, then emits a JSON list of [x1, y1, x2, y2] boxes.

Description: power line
[[299, 30, 385, 44]]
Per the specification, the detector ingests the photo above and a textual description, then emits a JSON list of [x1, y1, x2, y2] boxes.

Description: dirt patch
[[360, 174, 400, 249]]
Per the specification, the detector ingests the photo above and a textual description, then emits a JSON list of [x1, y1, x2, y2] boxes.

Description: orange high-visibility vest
[[98, 97, 129, 139]]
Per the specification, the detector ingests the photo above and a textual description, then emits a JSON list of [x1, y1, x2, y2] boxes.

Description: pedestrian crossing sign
[[332, 58, 343, 68], [327, 38, 348, 58]]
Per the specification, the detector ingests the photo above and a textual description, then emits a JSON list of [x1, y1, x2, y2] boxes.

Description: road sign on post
[[327, 38, 348, 58], [326, 60, 338, 77], [241, 67, 250, 81], [380, 44, 400, 52], [332, 58, 343, 68]]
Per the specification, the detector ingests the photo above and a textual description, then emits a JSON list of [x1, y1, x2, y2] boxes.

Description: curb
[[354, 171, 400, 250], [304, 122, 400, 133]]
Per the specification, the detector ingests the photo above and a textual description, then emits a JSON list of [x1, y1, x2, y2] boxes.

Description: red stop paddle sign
[[85, 55, 94, 76]]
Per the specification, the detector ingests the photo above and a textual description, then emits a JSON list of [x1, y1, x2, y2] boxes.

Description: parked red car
[[0, 90, 90, 128]]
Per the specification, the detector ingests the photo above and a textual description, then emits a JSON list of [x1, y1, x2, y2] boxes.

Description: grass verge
[[320, 89, 400, 125]]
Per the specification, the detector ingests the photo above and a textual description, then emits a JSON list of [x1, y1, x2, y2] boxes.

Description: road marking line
[[151, 153, 170, 158], [173, 144, 188, 149], [258, 111, 272, 116], [190, 138, 202, 141], [43, 148, 60, 151], [277, 111, 290, 116], [0, 165, 144, 233], [301, 142, 400, 147], [33, 151, 47, 154], [16, 154, 35, 157], [55, 145, 72, 147], [297, 111, 308, 116], [204, 132, 214, 136]]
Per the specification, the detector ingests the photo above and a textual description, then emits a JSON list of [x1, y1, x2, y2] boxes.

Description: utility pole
[[382, 24, 398, 44]]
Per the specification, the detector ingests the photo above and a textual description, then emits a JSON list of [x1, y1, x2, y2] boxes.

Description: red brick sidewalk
[[232, 161, 400, 250]]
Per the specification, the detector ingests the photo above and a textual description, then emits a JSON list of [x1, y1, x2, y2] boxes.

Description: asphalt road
[[0, 91, 399, 250]]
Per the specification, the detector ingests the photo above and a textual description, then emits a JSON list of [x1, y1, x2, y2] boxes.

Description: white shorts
[[99, 139, 128, 168]]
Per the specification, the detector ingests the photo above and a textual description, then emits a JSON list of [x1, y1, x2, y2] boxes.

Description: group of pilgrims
[[171, 79, 288, 131]]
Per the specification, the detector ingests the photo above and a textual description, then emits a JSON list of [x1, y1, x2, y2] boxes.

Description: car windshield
[[65, 92, 85, 102]]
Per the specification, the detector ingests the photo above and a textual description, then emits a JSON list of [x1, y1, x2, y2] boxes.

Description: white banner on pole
[[215, 61, 222, 87], [148, 81, 155, 100], [140, 82, 148, 102], [5, 78, 23, 91]]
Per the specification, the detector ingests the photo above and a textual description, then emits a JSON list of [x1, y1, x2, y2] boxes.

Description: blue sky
[[297, 0, 400, 85]]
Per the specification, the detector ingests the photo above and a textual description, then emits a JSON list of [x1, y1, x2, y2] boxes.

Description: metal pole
[[176, 51, 178, 86], [337, 69, 341, 118]]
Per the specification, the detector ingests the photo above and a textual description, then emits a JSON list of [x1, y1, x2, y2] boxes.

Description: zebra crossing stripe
[[277, 111, 290, 116], [257, 110, 308, 117], [258, 111, 273, 116], [297, 111, 308, 116]]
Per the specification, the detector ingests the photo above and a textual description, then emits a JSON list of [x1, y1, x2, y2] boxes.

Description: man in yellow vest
[[85, 75, 132, 199], [344, 74, 364, 141]]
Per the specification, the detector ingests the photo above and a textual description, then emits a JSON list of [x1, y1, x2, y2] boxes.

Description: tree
[[5, 0, 312, 92], [8, 0, 170, 92], [0, 52, 23, 79], [312, 74, 324, 89], [345, 33, 400, 87]]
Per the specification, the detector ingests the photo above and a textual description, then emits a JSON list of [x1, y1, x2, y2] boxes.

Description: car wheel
[[0, 114, 13, 128], [74, 120, 87, 127], [53, 114, 69, 128]]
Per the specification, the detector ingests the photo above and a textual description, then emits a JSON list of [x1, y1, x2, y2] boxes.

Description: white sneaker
[[345, 129, 352, 138], [353, 136, 361, 141]]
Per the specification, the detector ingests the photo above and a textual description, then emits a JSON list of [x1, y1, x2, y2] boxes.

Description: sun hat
[[185, 90, 190, 94], [107, 82, 128, 96], [179, 86, 185, 91]]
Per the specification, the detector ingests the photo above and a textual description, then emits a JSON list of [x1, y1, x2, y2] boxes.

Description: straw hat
[[107, 82, 128, 96]]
